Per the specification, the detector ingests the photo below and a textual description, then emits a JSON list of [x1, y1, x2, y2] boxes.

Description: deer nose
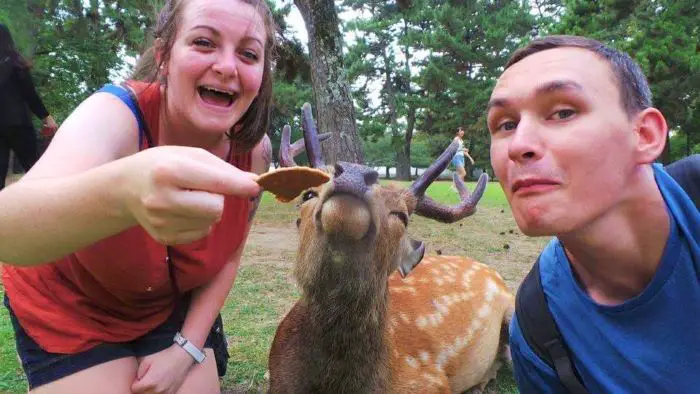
[[333, 162, 379, 197]]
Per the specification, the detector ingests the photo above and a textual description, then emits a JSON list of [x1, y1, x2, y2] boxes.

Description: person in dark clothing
[[0, 23, 57, 189]]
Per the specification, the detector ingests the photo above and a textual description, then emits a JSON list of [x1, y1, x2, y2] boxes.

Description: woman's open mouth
[[198, 86, 237, 108]]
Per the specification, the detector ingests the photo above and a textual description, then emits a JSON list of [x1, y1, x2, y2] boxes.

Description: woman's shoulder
[[250, 134, 272, 175]]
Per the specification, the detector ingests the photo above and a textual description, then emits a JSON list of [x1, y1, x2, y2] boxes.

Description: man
[[488, 35, 700, 393]]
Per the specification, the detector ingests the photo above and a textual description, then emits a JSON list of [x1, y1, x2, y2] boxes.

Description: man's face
[[488, 48, 639, 236]]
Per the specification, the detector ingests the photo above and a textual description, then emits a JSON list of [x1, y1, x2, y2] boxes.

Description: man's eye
[[302, 190, 318, 202], [498, 121, 517, 132], [552, 109, 576, 120]]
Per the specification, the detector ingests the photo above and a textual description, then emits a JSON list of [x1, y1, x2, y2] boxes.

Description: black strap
[[516, 258, 589, 394], [516, 156, 700, 393], [665, 154, 700, 210]]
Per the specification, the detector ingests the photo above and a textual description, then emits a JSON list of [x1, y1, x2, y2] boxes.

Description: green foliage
[[1, 0, 156, 123], [549, 0, 700, 163], [344, 0, 534, 174]]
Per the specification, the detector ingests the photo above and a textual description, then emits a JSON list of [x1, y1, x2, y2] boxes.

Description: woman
[[0, 24, 58, 189], [451, 126, 474, 183], [0, 0, 275, 392]]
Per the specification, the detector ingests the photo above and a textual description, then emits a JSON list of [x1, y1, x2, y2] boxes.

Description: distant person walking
[[452, 126, 475, 183], [0, 23, 57, 189]]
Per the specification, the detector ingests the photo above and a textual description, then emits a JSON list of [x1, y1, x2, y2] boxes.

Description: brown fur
[[268, 182, 513, 394]]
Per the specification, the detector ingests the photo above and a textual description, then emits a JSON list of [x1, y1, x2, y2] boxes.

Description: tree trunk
[[294, 0, 364, 165]]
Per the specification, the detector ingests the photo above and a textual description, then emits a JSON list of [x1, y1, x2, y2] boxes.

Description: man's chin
[[515, 215, 559, 237]]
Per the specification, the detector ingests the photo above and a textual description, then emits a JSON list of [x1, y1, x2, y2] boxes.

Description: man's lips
[[511, 178, 560, 194]]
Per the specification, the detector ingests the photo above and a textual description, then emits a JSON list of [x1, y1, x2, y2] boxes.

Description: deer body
[[268, 104, 514, 393], [270, 254, 513, 394], [387, 256, 513, 393]]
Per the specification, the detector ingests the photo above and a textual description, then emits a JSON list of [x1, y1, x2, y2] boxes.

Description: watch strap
[[173, 331, 206, 364]]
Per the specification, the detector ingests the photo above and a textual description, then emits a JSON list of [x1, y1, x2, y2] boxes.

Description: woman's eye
[[193, 38, 214, 48], [302, 190, 318, 202], [552, 109, 576, 120], [241, 50, 259, 61]]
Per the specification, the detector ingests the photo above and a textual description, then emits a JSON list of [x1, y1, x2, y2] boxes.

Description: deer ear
[[397, 239, 425, 278]]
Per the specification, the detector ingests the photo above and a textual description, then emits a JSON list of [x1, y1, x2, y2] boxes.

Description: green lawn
[[0, 180, 522, 393]]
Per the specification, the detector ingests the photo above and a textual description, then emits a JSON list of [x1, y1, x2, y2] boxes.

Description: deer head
[[280, 103, 489, 283]]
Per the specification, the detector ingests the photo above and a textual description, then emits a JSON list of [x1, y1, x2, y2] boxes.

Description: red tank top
[[2, 82, 252, 353]]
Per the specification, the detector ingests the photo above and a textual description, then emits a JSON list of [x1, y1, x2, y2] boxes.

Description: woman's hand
[[42, 115, 59, 135], [123, 146, 261, 245], [131, 344, 195, 394]]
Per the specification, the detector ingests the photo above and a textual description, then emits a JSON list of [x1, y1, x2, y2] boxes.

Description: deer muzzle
[[317, 162, 380, 241]]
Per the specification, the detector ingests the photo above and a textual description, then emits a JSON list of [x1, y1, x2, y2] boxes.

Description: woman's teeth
[[198, 86, 235, 107]]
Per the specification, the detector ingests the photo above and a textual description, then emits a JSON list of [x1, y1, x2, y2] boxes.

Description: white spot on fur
[[416, 316, 428, 328], [406, 356, 419, 369], [419, 351, 431, 364], [400, 312, 410, 323], [484, 278, 500, 302], [477, 304, 492, 319], [390, 286, 417, 294]]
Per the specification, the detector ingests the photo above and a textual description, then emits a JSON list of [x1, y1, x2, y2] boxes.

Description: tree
[[344, 0, 420, 180], [294, 0, 364, 164], [413, 0, 534, 171], [1, 0, 155, 122]]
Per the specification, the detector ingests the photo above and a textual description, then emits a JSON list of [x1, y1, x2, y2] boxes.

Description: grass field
[[0, 178, 550, 393]]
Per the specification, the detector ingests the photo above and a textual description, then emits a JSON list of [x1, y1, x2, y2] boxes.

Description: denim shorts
[[3, 294, 223, 390], [452, 154, 465, 168]]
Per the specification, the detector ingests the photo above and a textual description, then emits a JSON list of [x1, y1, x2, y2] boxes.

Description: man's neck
[[558, 168, 670, 306]]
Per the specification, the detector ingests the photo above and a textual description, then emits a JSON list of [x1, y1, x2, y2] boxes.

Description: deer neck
[[301, 244, 392, 393]]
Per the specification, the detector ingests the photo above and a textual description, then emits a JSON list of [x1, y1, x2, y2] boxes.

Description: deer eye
[[302, 190, 318, 202], [390, 211, 409, 227]]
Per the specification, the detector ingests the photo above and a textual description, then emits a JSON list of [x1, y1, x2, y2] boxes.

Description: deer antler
[[408, 141, 488, 223], [279, 103, 331, 168]]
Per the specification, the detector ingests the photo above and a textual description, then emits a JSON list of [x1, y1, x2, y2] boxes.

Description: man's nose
[[507, 117, 543, 164]]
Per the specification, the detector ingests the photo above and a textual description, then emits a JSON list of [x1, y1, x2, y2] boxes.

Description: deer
[[268, 103, 514, 394]]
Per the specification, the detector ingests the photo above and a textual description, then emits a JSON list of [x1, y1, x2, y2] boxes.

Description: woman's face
[[457, 129, 465, 138], [163, 0, 266, 137]]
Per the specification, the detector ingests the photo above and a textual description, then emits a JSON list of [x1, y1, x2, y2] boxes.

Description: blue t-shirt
[[510, 164, 700, 394]]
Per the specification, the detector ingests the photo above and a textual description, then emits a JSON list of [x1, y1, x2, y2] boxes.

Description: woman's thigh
[[175, 349, 220, 394], [456, 165, 466, 178], [31, 357, 138, 394]]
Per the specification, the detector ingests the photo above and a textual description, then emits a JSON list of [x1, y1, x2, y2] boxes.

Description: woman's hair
[[0, 24, 31, 70], [132, 0, 277, 151], [455, 127, 464, 136]]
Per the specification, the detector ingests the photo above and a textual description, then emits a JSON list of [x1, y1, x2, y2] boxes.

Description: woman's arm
[[464, 149, 475, 165], [0, 93, 143, 265], [0, 92, 261, 266], [180, 134, 272, 348], [17, 67, 50, 121]]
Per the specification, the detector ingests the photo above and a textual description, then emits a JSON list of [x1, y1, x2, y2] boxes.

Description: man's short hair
[[505, 35, 652, 117]]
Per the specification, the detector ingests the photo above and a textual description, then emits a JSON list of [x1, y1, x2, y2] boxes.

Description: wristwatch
[[173, 331, 207, 364]]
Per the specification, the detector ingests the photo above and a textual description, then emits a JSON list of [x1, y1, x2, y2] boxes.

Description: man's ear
[[634, 107, 668, 164]]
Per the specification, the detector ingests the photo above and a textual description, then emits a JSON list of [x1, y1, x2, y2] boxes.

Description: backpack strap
[[516, 257, 589, 394], [665, 154, 700, 210], [516, 155, 700, 392]]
